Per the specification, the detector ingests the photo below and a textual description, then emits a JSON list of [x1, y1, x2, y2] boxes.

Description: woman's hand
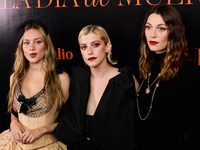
[[21, 127, 45, 144], [21, 123, 58, 144], [10, 119, 25, 144]]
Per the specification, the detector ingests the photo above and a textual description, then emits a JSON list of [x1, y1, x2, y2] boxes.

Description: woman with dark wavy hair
[[136, 4, 200, 149]]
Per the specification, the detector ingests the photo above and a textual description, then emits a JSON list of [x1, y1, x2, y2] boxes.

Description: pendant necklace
[[145, 70, 161, 94], [136, 70, 161, 121]]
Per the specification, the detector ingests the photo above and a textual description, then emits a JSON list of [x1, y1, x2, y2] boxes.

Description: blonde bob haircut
[[8, 23, 65, 113], [78, 25, 117, 65]]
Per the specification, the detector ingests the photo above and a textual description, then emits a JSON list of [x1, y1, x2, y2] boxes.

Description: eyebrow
[[23, 38, 43, 41], [79, 43, 86, 46], [91, 40, 100, 44], [146, 22, 167, 26], [80, 40, 101, 45]]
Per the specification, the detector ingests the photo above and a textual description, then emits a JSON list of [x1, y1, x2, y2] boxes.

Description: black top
[[137, 53, 200, 150], [54, 64, 138, 150], [84, 115, 93, 137]]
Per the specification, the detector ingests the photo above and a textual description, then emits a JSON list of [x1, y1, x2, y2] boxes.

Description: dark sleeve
[[180, 61, 200, 149], [54, 64, 89, 145], [53, 102, 85, 144]]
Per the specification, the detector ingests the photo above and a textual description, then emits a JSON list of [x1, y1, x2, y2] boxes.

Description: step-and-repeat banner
[[0, 0, 200, 132]]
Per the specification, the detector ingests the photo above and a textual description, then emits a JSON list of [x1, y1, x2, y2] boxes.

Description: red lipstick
[[150, 41, 158, 45], [29, 53, 37, 58], [88, 57, 97, 61]]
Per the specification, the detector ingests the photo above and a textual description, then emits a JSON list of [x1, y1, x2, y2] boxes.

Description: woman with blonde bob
[[136, 4, 200, 149], [54, 25, 139, 150], [78, 25, 117, 66], [0, 20, 70, 149]]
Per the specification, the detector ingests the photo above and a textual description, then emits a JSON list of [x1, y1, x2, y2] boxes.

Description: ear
[[106, 42, 112, 53]]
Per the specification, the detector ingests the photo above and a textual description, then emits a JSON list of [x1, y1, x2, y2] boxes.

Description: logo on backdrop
[[56, 48, 73, 60], [0, 0, 195, 9], [1, 0, 199, 65], [54, 48, 200, 65]]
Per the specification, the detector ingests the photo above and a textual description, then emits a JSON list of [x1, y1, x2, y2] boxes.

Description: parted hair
[[78, 25, 117, 65], [139, 4, 191, 81], [8, 23, 65, 113]]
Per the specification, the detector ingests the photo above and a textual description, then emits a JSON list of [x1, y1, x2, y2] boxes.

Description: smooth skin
[[145, 13, 169, 54], [10, 29, 70, 144], [79, 33, 139, 116]]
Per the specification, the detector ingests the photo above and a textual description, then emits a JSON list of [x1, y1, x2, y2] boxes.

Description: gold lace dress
[[0, 83, 67, 150]]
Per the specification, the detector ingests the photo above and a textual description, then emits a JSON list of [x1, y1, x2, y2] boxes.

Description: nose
[[150, 28, 157, 38], [30, 42, 35, 51], [87, 47, 93, 55]]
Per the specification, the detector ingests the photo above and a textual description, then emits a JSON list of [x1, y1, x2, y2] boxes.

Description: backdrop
[[0, 0, 200, 132]]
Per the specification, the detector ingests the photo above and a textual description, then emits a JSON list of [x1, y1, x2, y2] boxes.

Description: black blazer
[[54, 64, 138, 150]]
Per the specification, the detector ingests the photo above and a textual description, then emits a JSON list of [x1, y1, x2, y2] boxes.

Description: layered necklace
[[136, 70, 161, 121]]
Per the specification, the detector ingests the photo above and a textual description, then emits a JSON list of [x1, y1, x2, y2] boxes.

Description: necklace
[[136, 71, 161, 121], [145, 70, 161, 94]]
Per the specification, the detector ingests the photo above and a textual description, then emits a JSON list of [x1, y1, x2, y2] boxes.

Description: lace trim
[[14, 82, 53, 118]]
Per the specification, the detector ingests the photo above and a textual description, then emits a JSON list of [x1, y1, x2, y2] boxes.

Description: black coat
[[54, 64, 138, 150]]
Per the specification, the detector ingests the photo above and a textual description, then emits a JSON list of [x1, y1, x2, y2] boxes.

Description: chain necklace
[[145, 70, 161, 94], [136, 71, 161, 121]]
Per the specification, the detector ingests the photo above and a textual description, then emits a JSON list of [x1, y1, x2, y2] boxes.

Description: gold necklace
[[145, 71, 161, 94], [136, 72, 161, 121]]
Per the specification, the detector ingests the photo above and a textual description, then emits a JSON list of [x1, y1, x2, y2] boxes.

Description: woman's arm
[[9, 73, 25, 144], [21, 123, 58, 143], [182, 64, 200, 149], [59, 71, 70, 101], [10, 107, 25, 144], [21, 71, 70, 144]]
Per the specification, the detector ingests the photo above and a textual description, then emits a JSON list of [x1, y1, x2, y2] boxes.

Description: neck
[[28, 61, 44, 74], [90, 63, 113, 80]]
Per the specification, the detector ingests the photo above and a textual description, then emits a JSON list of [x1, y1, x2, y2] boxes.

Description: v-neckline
[[18, 81, 44, 99], [86, 70, 121, 118]]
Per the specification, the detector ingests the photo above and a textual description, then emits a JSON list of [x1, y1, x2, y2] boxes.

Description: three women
[[1, 4, 200, 150]]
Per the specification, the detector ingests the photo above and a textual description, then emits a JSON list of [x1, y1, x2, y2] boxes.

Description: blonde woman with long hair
[[0, 20, 70, 149]]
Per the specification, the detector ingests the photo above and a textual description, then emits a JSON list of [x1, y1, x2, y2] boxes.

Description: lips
[[149, 41, 158, 45], [88, 57, 97, 61], [29, 53, 37, 58]]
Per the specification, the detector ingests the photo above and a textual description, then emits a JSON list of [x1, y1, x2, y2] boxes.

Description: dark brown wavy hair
[[139, 4, 191, 80]]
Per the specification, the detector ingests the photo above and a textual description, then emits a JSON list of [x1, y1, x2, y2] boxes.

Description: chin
[[87, 63, 99, 68], [88, 65, 97, 68], [149, 49, 158, 52]]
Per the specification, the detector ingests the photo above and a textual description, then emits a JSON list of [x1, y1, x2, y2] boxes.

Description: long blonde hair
[[78, 25, 117, 65], [8, 23, 65, 113]]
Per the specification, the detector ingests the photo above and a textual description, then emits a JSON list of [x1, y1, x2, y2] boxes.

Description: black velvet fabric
[[17, 20, 48, 42], [137, 53, 200, 150], [54, 63, 138, 150]]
